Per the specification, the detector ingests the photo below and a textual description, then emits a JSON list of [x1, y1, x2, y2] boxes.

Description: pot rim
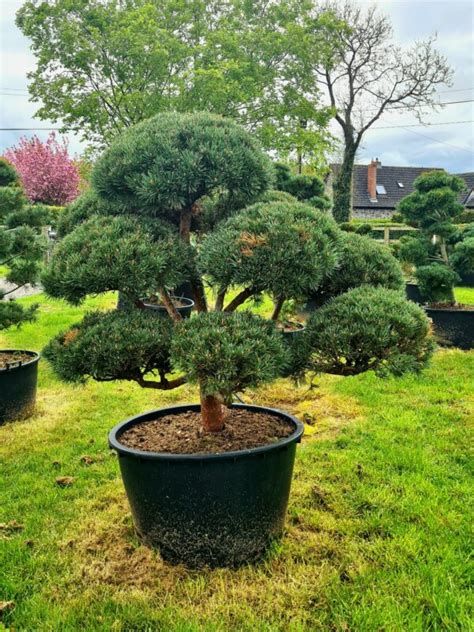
[[424, 305, 474, 313], [142, 296, 195, 309], [109, 403, 304, 462], [0, 350, 40, 373]]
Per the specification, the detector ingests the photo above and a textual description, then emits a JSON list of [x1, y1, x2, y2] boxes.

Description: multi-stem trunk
[[200, 388, 227, 432], [333, 139, 357, 224]]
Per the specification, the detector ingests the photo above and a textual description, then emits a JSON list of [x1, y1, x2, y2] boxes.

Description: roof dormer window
[[397, 182, 404, 188], [376, 184, 386, 195]]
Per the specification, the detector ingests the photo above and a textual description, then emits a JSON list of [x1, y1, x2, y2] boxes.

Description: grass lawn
[[1, 293, 473, 631]]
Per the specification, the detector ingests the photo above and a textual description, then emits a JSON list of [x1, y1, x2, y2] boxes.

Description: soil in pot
[[145, 295, 191, 309], [142, 295, 194, 318], [275, 320, 305, 334], [119, 408, 294, 454], [0, 351, 33, 368]]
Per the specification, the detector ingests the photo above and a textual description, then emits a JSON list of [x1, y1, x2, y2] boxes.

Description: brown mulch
[[119, 408, 295, 455], [0, 352, 33, 370]]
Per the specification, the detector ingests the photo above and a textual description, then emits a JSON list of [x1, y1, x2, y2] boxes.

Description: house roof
[[456, 173, 474, 208], [331, 164, 474, 210]]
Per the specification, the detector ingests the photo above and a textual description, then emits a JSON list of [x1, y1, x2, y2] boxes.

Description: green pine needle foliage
[[171, 312, 287, 401], [312, 232, 404, 304], [43, 309, 174, 384], [199, 201, 340, 300], [42, 215, 192, 304], [92, 112, 274, 224], [302, 286, 435, 377]]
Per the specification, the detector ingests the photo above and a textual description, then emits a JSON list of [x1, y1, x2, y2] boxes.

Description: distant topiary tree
[[4, 133, 79, 206], [0, 158, 45, 329], [43, 112, 433, 432], [274, 162, 331, 211], [397, 171, 472, 303]]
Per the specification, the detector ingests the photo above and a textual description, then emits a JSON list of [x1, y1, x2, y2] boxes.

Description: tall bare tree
[[314, 1, 452, 222]]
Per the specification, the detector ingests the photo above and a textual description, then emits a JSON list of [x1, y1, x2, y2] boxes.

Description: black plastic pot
[[278, 321, 306, 342], [109, 403, 304, 568], [405, 283, 424, 304], [0, 350, 40, 424], [458, 272, 474, 288], [425, 306, 474, 350], [142, 296, 194, 319]]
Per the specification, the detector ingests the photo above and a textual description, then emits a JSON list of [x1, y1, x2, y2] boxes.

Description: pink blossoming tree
[[5, 133, 79, 206]]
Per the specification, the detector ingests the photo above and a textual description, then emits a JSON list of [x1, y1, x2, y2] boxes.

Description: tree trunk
[[200, 389, 227, 432], [271, 296, 285, 321], [332, 140, 357, 223]]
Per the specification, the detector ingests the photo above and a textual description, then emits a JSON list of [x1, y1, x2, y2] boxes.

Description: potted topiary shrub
[[302, 231, 405, 312], [0, 158, 45, 423], [42, 112, 434, 567], [397, 171, 474, 349]]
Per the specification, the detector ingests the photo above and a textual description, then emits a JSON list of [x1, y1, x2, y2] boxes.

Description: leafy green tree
[[44, 113, 433, 433], [397, 171, 471, 303], [0, 158, 45, 329], [17, 0, 337, 160]]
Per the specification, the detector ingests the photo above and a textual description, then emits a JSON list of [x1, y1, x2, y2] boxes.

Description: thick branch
[[136, 375, 187, 390], [191, 276, 208, 313], [223, 287, 255, 312], [214, 286, 227, 311], [158, 287, 182, 323], [271, 296, 285, 321]]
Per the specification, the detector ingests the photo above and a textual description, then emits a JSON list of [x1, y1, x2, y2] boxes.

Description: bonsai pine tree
[[397, 171, 472, 304], [43, 112, 434, 433], [0, 158, 44, 329]]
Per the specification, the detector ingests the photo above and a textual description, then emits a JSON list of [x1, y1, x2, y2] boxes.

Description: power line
[[373, 119, 474, 129], [392, 126, 473, 154]]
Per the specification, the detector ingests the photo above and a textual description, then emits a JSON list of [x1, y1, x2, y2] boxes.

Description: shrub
[[311, 232, 404, 304], [397, 171, 468, 304], [44, 309, 174, 384], [5, 133, 79, 206], [0, 161, 45, 329], [172, 312, 286, 411], [454, 209, 474, 224], [199, 201, 340, 315], [273, 162, 331, 211], [302, 286, 434, 377], [450, 237, 474, 276], [42, 215, 191, 304], [92, 112, 273, 225]]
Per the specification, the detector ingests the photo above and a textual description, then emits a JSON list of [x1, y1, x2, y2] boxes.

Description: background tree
[[0, 158, 44, 329], [312, 1, 452, 222], [397, 171, 472, 304], [17, 0, 337, 161], [5, 133, 79, 206]]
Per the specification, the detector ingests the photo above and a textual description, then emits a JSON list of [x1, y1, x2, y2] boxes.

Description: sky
[[0, 0, 473, 172]]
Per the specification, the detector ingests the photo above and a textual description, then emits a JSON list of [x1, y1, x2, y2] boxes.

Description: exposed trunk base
[[200, 390, 227, 432]]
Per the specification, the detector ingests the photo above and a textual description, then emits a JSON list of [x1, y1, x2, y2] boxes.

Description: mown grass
[[1, 293, 473, 631]]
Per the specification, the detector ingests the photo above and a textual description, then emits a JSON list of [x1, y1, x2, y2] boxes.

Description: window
[[376, 184, 387, 195], [466, 189, 474, 203], [397, 182, 404, 188]]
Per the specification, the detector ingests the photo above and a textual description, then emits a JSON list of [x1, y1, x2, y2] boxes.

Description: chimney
[[368, 158, 381, 202]]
